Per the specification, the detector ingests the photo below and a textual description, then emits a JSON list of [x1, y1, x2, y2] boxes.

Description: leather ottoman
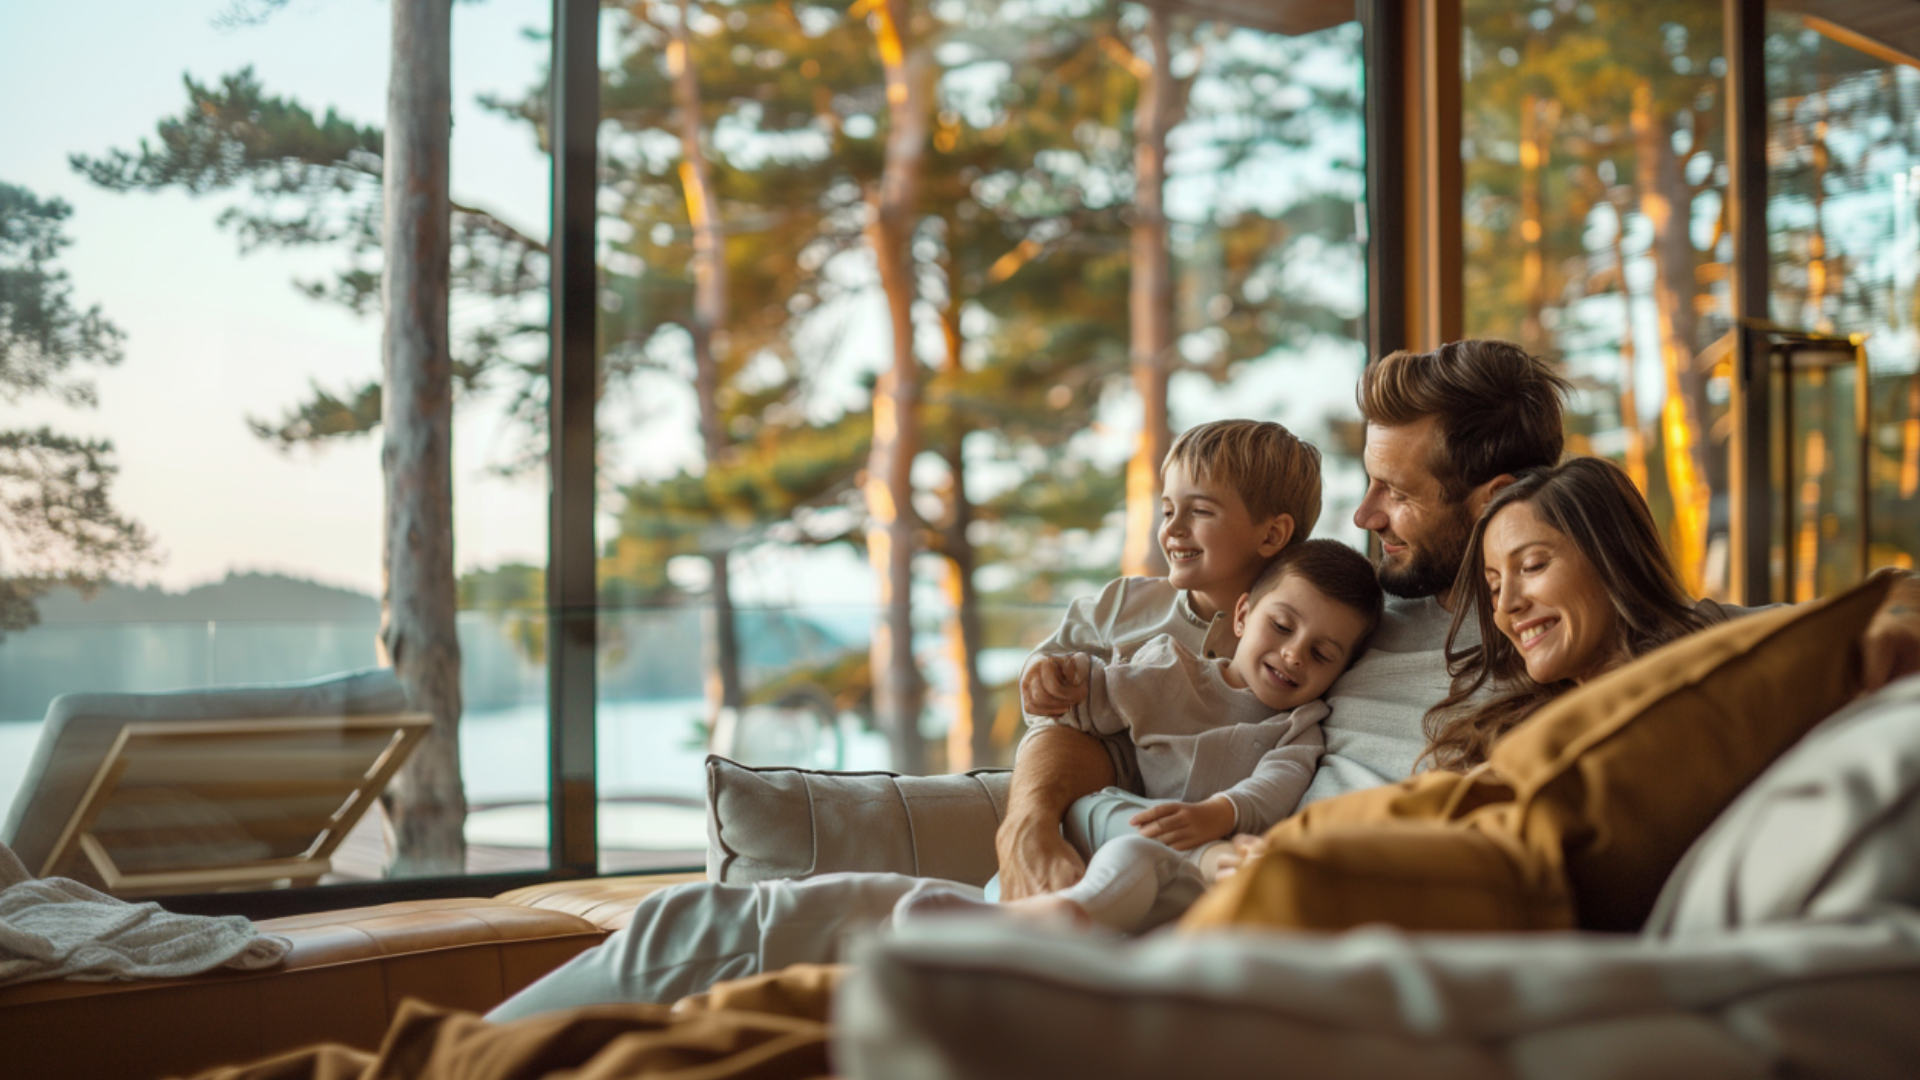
[[0, 897, 606, 1080]]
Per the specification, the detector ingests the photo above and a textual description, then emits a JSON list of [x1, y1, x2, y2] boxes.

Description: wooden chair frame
[[38, 713, 432, 896]]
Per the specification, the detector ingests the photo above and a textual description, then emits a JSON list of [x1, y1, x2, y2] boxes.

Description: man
[[998, 338, 1572, 897], [490, 341, 1920, 1018]]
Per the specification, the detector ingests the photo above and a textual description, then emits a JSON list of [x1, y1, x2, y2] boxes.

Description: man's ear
[[1466, 474, 1517, 518], [1260, 514, 1296, 557], [1233, 592, 1253, 638]]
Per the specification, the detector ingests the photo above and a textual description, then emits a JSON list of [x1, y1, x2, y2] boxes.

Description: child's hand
[[1212, 832, 1269, 880], [1130, 796, 1237, 851], [1020, 654, 1088, 716]]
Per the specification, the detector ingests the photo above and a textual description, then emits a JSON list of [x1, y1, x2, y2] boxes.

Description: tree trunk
[[1122, 7, 1177, 579], [865, 0, 931, 774], [1805, 97, 1832, 331], [1519, 93, 1547, 353], [379, 0, 465, 875], [936, 294, 992, 772], [1903, 374, 1919, 499], [1633, 81, 1712, 596], [1608, 191, 1649, 493], [671, 0, 744, 721]]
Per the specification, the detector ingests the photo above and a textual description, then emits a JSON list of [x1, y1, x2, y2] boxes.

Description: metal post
[[1726, 0, 1770, 604], [548, 0, 599, 876], [1363, 0, 1408, 361]]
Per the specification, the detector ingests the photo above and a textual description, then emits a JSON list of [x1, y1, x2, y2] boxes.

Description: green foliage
[[0, 184, 153, 633], [0, 184, 125, 406]]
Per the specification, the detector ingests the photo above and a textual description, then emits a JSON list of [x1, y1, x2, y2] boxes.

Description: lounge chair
[[0, 668, 427, 896]]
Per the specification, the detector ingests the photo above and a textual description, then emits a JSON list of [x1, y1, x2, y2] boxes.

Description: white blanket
[[0, 840, 290, 987]]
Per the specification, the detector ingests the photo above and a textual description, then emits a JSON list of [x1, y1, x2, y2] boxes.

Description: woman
[[1201, 455, 1720, 888], [1421, 455, 1716, 772]]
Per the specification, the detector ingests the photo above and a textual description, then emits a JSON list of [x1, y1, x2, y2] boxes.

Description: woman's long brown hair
[[1421, 456, 1711, 772]]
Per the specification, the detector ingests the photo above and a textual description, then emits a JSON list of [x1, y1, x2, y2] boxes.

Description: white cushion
[[836, 913, 1920, 1080], [703, 756, 1009, 885], [1647, 674, 1920, 938]]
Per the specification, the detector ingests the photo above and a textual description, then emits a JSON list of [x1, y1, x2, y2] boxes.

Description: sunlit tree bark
[[1902, 375, 1919, 499], [380, 0, 465, 874], [670, 0, 745, 724], [1122, 8, 1179, 578], [864, 0, 932, 773], [934, 291, 991, 771], [1632, 80, 1712, 595], [1604, 191, 1649, 493]]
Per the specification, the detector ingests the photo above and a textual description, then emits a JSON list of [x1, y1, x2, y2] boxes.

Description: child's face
[[1159, 461, 1289, 597], [1230, 573, 1370, 712]]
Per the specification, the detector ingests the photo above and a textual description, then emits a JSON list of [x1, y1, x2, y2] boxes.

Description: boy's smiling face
[[1229, 573, 1369, 712], [1159, 460, 1291, 614]]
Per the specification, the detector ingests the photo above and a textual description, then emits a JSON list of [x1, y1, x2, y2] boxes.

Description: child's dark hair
[[1247, 540, 1384, 653]]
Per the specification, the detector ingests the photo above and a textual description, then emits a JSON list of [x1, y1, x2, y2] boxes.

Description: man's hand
[[1020, 654, 1088, 717], [1131, 796, 1237, 851], [1863, 572, 1920, 693], [995, 726, 1115, 900], [995, 816, 1089, 900], [1211, 832, 1269, 880]]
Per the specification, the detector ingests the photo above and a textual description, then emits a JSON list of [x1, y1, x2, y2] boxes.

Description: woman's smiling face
[[1483, 501, 1623, 685]]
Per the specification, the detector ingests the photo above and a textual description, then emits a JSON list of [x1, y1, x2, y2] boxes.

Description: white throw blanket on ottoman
[[0, 840, 290, 986]]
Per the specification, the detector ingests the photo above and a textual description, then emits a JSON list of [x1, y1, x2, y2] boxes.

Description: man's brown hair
[[1248, 539, 1385, 651], [1163, 420, 1322, 538], [1358, 340, 1571, 497]]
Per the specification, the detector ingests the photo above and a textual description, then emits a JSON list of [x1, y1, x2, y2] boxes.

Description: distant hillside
[[33, 572, 380, 625]]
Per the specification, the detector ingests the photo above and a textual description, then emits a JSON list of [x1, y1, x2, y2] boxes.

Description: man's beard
[[1376, 507, 1475, 599]]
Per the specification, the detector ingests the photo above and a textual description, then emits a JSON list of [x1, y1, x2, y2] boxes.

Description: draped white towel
[[0, 840, 291, 987]]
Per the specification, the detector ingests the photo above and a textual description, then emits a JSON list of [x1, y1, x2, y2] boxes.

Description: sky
[[2, 0, 553, 597]]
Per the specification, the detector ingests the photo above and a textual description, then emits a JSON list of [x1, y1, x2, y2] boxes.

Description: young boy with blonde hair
[[1019, 419, 1324, 724]]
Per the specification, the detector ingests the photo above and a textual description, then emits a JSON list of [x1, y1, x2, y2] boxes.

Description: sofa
[[7, 588, 1920, 1079]]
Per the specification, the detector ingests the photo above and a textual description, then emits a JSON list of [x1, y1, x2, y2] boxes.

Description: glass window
[[1462, 0, 1739, 597], [587, 0, 1368, 869], [0, 0, 552, 888], [1763, 15, 1920, 585]]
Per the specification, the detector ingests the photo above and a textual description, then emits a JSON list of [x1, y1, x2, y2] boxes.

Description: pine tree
[[0, 182, 153, 636]]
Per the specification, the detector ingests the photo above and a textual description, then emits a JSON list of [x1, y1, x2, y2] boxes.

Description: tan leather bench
[[0, 897, 606, 1080], [497, 871, 706, 931]]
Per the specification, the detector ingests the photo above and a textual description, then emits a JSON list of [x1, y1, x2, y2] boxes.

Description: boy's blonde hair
[[1163, 420, 1322, 538]]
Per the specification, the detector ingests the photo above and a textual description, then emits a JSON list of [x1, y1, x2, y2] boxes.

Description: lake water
[[0, 696, 896, 818]]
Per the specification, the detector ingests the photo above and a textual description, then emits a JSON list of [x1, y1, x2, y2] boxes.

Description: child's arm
[[1213, 709, 1328, 835]]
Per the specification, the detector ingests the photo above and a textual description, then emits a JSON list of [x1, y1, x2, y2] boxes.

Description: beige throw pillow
[[704, 756, 1011, 885]]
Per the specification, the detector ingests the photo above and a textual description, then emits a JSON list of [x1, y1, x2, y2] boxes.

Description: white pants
[[487, 872, 960, 1022]]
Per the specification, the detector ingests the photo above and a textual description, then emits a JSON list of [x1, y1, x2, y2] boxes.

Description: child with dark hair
[[916, 540, 1382, 933]]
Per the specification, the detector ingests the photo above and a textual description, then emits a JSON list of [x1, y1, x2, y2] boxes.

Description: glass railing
[[0, 600, 1075, 885]]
